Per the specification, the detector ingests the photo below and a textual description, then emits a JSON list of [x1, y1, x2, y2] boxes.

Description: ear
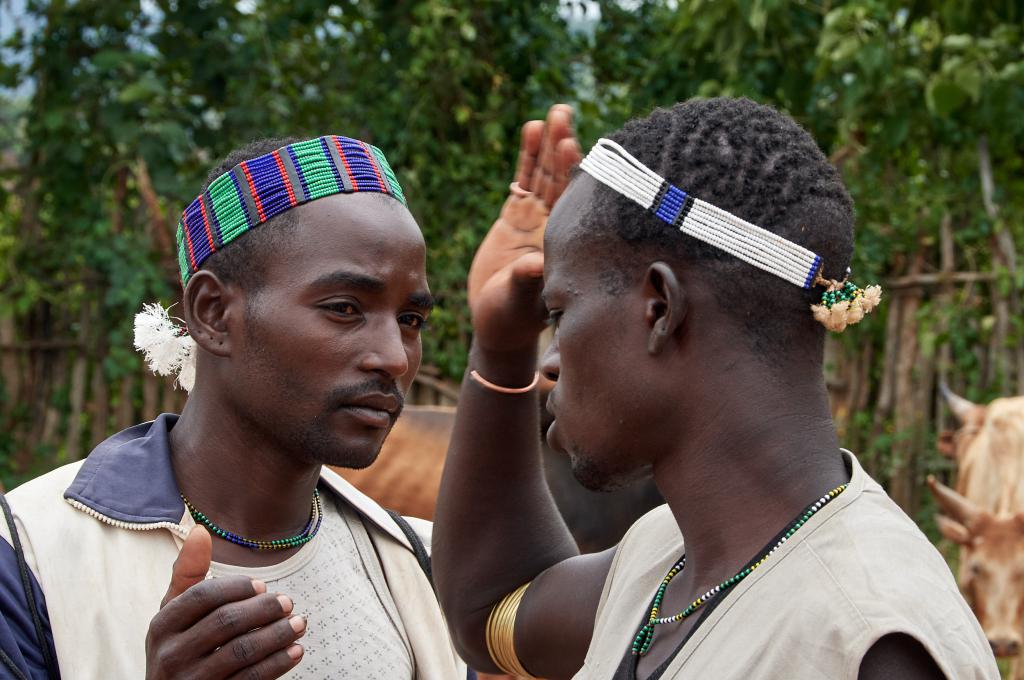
[[643, 262, 687, 356], [180, 270, 238, 358], [937, 430, 958, 459], [936, 514, 973, 545]]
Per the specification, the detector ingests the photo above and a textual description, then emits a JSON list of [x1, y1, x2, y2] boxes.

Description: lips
[[337, 393, 400, 429]]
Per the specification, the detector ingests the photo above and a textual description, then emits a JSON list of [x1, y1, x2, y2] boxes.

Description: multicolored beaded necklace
[[182, 489, 323, 551], [631, 483, 848, 656]]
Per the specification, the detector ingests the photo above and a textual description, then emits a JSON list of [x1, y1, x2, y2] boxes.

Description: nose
[[539, 339, 560, 384], [989, 636, 1022, 657], [359, 320, 410, 380]]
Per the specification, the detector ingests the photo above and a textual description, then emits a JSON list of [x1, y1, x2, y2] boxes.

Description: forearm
[[433, 344, 578, 668]]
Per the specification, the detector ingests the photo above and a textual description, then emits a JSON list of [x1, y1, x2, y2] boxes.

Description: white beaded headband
[[579, 138, 881, 332]]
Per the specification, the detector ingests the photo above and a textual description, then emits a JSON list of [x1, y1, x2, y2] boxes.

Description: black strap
[[0, 493, 58, 679], [0, 648, 29, 680], [384, 509, 433, 589]]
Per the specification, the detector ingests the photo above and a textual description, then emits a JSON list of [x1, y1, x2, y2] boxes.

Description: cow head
[[937, 382, 988, 461], [928, 475, 1024, 657]]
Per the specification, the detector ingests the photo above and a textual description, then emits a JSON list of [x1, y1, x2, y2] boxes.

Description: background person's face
[[228, 193, 431, 469]]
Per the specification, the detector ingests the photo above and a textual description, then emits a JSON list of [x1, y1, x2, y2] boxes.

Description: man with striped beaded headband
[[0, 134, 473, 678], [433, 98, 998, 679]]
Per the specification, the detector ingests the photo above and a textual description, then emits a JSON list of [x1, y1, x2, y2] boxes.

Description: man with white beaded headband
[[433, 98, 998, 679]]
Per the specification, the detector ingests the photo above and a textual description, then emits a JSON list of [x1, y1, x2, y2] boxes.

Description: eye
[[545, 310, 563, 329], [322, 301, 360, 317], [399, 313, 427, 331], [970, 563, 986, 576]]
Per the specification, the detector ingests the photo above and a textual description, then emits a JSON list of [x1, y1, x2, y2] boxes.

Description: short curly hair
[[583, 98, 854, 356]]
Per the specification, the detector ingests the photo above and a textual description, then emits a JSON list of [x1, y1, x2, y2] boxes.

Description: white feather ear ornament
[[133, 303, 197, 391], [809, 272, 882, 333]]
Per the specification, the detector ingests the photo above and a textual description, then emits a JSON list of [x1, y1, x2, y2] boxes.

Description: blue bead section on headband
[[654, 184, 688, 225], [803, 255, 823, 289], [337, 137, 386, 193]]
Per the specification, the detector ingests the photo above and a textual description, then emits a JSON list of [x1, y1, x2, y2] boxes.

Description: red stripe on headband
[[199, 196, 217, 253], [240, 161, 267, 222], [273, 151, 298, 207], [181, 212, 198, 269], [333, 136, 359, 190], [360, 141, 389, 195]]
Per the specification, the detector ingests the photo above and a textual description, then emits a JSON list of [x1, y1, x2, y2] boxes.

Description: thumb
[[161, 525, 212, 608]]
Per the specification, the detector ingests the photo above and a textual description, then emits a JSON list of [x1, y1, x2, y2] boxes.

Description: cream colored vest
[[576, 452, 999, 680]]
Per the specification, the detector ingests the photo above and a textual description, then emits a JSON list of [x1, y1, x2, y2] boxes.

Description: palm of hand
[[468, 105, 581, 353]]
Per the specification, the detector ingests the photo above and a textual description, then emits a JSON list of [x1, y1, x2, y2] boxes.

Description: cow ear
[[936, 514, 973, 545], [937, 431, 957, 459]]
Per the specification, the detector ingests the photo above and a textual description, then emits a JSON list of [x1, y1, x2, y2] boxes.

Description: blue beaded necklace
[[182, 489, 323, 551]]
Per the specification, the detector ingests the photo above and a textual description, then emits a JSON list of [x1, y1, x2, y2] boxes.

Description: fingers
[[224, 645, 304, 680], [162, 526, 213, 608], [155, 575, 265, 634], [515, 121, 544, 191], [207, 614, 306, 679], [530, 105, 576, 208], [544, 136, 582, 209], [187, 593, 296, 655]]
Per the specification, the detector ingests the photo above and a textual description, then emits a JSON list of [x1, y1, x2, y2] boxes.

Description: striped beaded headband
[[579, 138, 881, 332], [175, 135, 406, 285]]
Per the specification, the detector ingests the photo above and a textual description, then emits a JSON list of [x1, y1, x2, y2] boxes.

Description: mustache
[[326, 379, 405, 416]]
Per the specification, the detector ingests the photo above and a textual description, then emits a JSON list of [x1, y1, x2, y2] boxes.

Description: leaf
[[925, 77, 967, 117]]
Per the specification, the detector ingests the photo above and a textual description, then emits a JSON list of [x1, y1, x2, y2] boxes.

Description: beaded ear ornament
[[810, 270, 883, 333], [579, 138, 882, 332]]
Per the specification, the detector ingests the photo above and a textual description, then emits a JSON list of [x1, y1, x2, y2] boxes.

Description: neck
[[169, 384, 322, 566], [652, 363, 848, 586]]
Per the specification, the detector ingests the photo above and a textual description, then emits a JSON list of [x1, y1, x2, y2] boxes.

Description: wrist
[[468, 344, 538, 389]]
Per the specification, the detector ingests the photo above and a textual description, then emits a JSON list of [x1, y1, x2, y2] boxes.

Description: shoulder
[[318, 465, 432, 554], [797, 484, 997, 678], [1, 461, 87, 545]]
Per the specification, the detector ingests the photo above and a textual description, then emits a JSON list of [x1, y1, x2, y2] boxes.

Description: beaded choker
[[176, 135, 406, 285], [579, 138, 881, 332], [182, 489, 323, 551], [631, 483, 848, 656]]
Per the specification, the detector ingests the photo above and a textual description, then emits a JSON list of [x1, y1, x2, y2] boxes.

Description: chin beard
[[291, 418, 392, 469], [568, 451, 649, 493]]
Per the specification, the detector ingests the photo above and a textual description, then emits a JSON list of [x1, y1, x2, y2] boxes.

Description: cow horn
[[939, 381, 977, 424], [927, 475, 982, 531]]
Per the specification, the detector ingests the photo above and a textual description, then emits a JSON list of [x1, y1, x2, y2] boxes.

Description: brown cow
[[937, 385, 1024, 514], [931, 386, 1024, 673], [929, 477, 1024, 666]]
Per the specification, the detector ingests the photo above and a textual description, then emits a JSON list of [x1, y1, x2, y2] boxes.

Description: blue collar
[[63, 414, 185, 524], [60, 415, 415, 554]]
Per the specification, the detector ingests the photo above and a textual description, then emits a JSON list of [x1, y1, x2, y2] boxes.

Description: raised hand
[[145, 526, 305, 680], [468, 104, 581, 354]]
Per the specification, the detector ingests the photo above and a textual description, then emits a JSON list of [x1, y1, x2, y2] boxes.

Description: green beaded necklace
[[631, 483, 848, 656], [182, 489, 323, 551]]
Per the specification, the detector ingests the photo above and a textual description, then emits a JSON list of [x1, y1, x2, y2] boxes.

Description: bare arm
[[858, 634, 947, 680], [433, 106, 610, 680]]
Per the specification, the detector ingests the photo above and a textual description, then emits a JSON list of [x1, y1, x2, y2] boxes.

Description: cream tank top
[[209, 493, 414, 679], [576, 452, 999, 680]]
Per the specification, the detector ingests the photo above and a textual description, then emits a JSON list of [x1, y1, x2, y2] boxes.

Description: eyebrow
[[311, 271, 434, 311]]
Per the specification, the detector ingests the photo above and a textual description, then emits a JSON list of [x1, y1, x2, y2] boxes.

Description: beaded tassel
[[810, 276, 882, 333], [632, 483, 848, 656], [182, 489, 323, 551]]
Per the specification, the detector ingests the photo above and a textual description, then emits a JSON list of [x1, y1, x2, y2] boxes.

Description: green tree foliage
[[0, 1, 1022, 509]]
